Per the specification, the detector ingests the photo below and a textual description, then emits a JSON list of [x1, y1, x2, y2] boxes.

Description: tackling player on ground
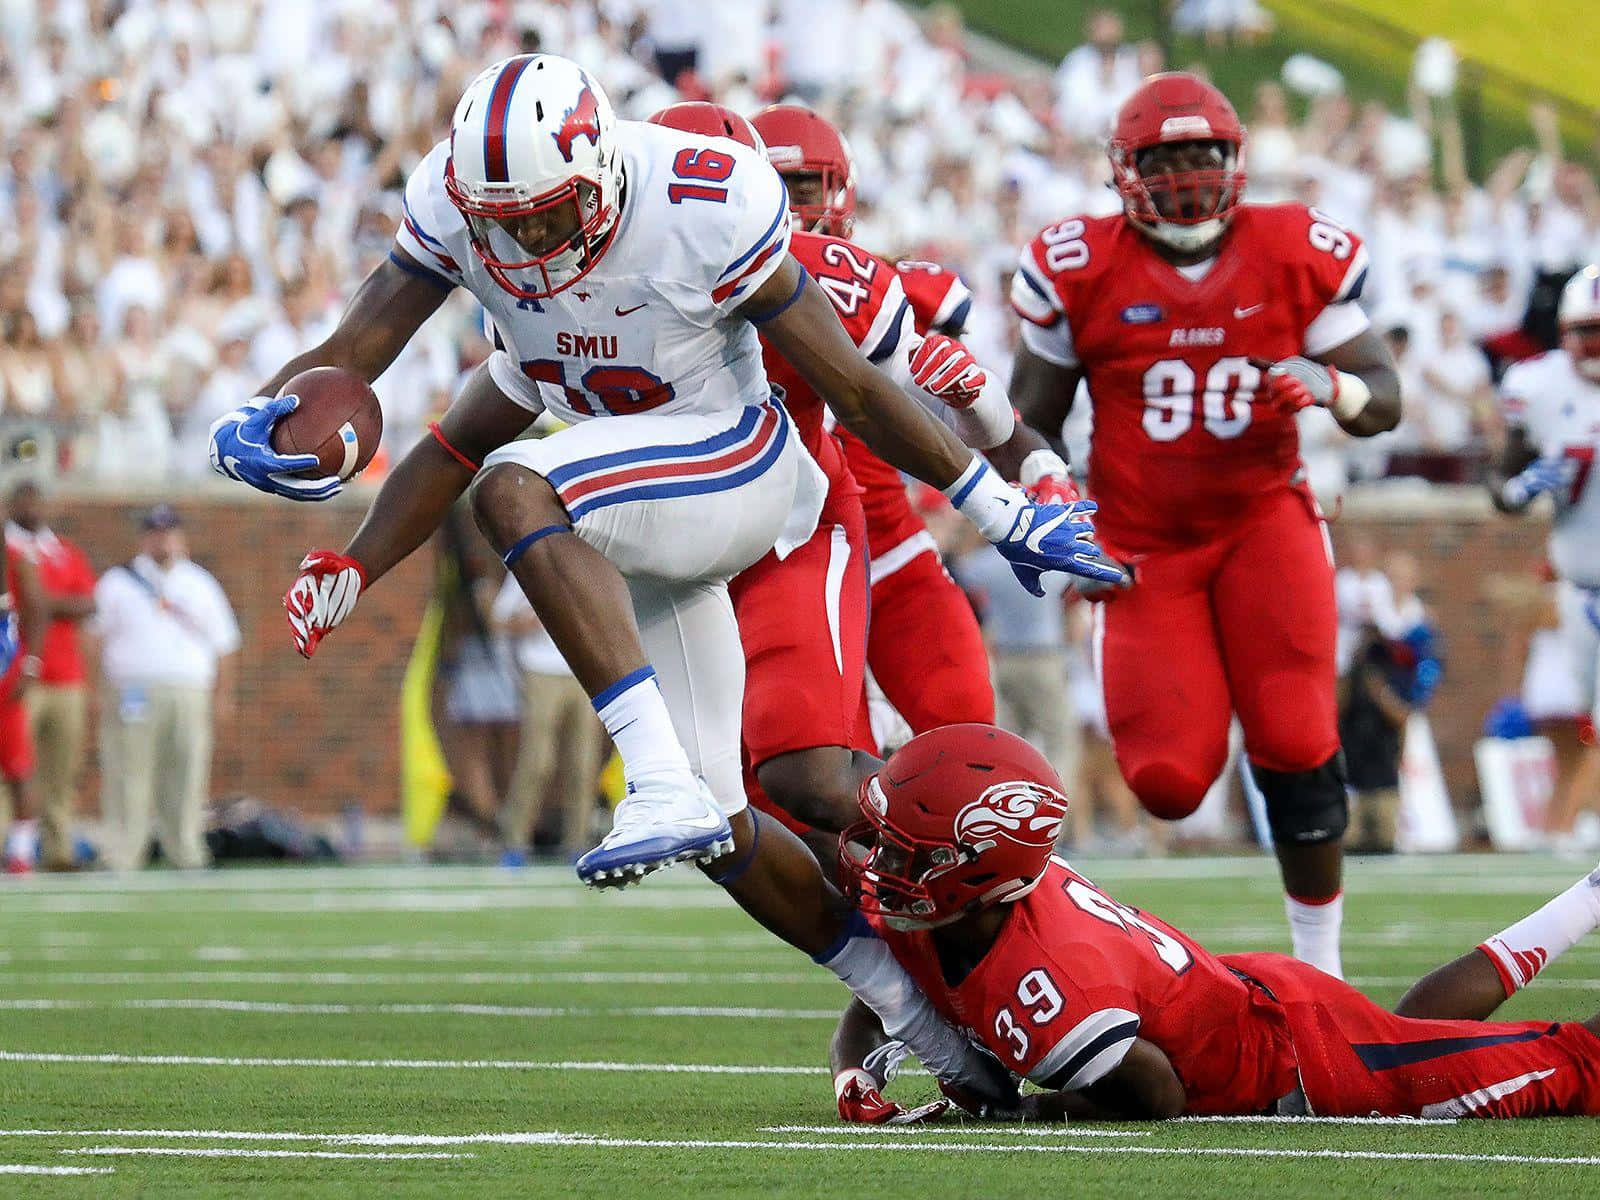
[[206, 55, 1121, 1107], [1491, 265, 1600, 843], [832, 724, 1600, 1122], [1010, 73, 1402, 977]]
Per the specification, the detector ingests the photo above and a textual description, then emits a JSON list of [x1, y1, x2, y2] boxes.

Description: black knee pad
[[1252, 753, 1348, 846]]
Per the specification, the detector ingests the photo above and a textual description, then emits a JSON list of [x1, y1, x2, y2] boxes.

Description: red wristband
[[428, 421, 480, 471]]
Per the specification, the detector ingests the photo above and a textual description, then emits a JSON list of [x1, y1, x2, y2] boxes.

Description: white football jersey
[[1501, 349, 1600, 587], [393, 121, 792, 425]]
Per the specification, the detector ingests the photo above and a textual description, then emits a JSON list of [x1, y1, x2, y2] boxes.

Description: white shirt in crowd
[[492, 573, 572, 678], [94, 553, 241, 688]]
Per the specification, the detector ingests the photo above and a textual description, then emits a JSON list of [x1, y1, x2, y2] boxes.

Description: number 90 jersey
[[1011, 204, 1370, 554], [875, 859, 1299, 1115], [394, 122, 792, 424]]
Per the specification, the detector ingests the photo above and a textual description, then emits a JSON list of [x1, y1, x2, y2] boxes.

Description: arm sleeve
[[1010, 242, 1078, 368], [711, 156, 794, 317], [391, 146, 466, 293]]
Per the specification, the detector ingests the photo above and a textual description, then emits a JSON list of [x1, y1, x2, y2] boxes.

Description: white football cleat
[[575, 774, 733, 888]]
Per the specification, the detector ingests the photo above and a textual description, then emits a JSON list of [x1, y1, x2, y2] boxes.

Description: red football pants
[[1098, 486, 1339, 820], [867, 550, 994, 734], [1227, 952, 1600, 1118], [730, 484, 873, 828]]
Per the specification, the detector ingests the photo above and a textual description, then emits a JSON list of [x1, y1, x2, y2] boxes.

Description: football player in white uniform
[[1493, 265, 1600, 842], [208, 55, 1123, 1112]]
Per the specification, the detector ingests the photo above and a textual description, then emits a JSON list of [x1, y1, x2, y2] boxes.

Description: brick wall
[[52, 482, 435, 817], [46, 483, 1540, 818]]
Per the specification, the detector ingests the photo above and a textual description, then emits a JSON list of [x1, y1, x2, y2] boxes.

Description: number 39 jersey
[[394, 121, 792, 424], [876, 859, 1299, 1115], [1011, 204, 1370, 553], [1500, 349, 1600, 588]]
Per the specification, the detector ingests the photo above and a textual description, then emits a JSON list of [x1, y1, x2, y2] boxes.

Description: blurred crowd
[[0, 2, 1596, 496]]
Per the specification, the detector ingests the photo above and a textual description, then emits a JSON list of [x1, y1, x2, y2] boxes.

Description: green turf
[[0, 857, 1597, 1197]]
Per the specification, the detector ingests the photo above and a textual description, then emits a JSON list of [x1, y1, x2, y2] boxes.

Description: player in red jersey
[[646, 103, 1029, 834], [1009, 73, 1402, 978], [831, 724, 1600, 1122], [754, 106, 1076, 738]]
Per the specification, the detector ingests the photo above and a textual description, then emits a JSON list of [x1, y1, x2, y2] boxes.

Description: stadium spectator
[[1052, 9, 1144, 142], [5, 481, 94, 871], [1415, 308, 1493, 455], [93, 504, 239, 871], [492, 574, 606, 865], [1338, 553, 1441, 854]]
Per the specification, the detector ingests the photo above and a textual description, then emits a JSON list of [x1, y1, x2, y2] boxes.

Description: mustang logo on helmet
[[954, 781, 1067, 852], [552, 86, 602, 164]]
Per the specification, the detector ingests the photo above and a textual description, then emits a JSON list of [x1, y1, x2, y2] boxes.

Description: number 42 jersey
[[876, 858, 1300, 1116], [1010, 204, 1370, 553], [395, 121, 793, 424]]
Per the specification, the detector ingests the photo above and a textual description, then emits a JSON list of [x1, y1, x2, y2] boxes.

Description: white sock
[[1478, 866, 1600, 996], [592, 667, 692, 790], [1286, 891, 1344, 979]]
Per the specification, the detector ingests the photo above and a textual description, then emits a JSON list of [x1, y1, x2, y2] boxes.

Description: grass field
[[1, 855, 1598, 1197]]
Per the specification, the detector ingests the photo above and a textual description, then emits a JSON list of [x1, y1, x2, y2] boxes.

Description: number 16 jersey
[[1010, 204, 1369, 554]]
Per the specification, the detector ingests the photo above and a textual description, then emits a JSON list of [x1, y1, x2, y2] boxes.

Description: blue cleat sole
[[575, 825, 734, 890]]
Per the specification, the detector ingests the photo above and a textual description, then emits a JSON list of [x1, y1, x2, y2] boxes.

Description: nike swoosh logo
[[615, 303, 647, 317], [1024, 512, 1071, 555], [678, 812, 728, 830], [1233, 304, 1265, 319]]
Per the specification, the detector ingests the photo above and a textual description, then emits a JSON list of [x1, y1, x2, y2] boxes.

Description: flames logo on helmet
[[953, 781, 1067, 852], [553, 86, 602, 163]]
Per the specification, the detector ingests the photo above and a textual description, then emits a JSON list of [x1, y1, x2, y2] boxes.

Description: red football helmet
[[839, 724, 1069, 930], [750, 104, 857, 238], [1109, 72, 1247, 255], [646, 101, 765, 153]]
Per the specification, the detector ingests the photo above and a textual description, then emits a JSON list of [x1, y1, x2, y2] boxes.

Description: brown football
[[271, 367, 383, 481]]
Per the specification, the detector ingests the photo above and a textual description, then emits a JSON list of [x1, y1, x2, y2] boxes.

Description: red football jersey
[[877, 859, 1299, 1115], [1011, 204, 1370, 554], [894, 259, 973, 336], [762, 229, 910, 462]]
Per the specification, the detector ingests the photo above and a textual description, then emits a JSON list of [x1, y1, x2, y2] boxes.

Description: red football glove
[[1023, 472, 1080, 507], [909, 334, 987, 410], [1258, 356, 1341, 416], [836, 1070, 950, 1125], [284, 549, 366, 659]]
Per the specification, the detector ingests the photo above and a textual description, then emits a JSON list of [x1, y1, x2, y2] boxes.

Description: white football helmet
[[1559, 265, 1600, 383], [445, 55, 623, 300]]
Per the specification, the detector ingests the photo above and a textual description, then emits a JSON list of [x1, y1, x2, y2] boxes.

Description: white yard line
[[0, 891, 737, 915], [0, 1164, 112, 1175], [0, 969, 822, 986], [60, 1147, 466, 1161], [0, 999, 841, 1020], [1173, 1114, 1458, 1125], [759, 1125, 1148, 1138], [507, 1133, 1600, 1166], [0, 1051, 824, 1074]]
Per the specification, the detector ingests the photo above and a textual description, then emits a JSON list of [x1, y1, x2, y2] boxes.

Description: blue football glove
[[996, 499, 1130, 597], [208, 395, 343, 502], [0, 610, 17, 679], [1501, 457, 1575, 509]]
